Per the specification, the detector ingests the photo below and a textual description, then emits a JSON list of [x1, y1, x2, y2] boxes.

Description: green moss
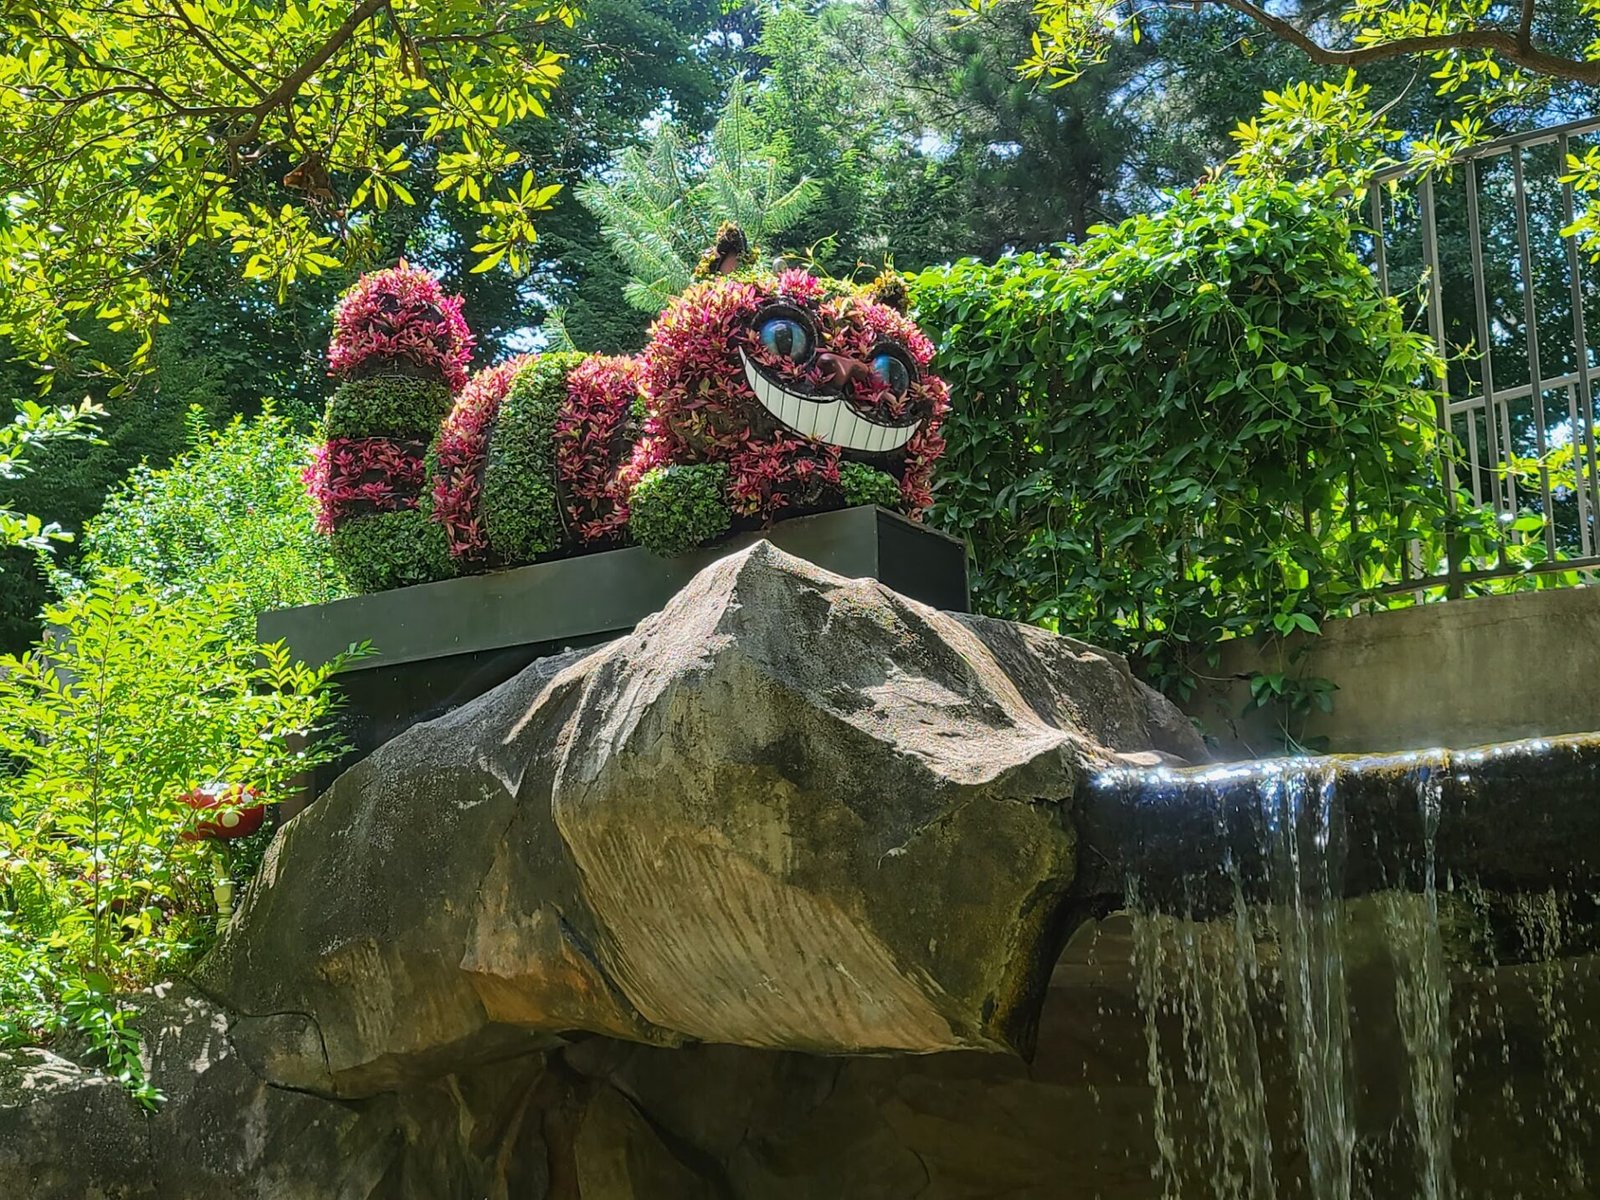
[[838, 462, 902, 510], [627, 463, 732, 557], [324, 375, 453, 439], [481, 353, 585, 563], [329, 509, 455, 592]]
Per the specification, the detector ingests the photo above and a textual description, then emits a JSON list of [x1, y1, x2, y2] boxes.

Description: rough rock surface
[[196, 541, 1200, 1097], [11, 922, 1600, 1200], [2, 936, 1165, 1200]]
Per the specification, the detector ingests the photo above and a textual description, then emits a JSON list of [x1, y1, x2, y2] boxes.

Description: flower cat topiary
[[311, 227, 950, 591], [305, 263, 472, 591]]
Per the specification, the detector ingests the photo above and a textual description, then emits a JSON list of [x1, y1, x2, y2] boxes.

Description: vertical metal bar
[[1513, 146, 1557, 560], [1466, 159, 1507, 521], [1370, 185, 1391, 297], [1500, 395, 1521, 515], [1466, 406, 1484, 506], [1368, 183, 1408, 582], [1566, 381, 1589, 555], [1420, 173, 1460, 593], [1562, 133, 1600, 557]]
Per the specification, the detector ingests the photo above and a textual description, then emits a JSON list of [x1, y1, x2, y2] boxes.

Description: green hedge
[[839, 462, 902, 510], [909, 175, 1446, 700], [329, 509, 454, 592], [482, 352, 584, 563], [628, 463, 731, 557], [324, 375, 452, 439]]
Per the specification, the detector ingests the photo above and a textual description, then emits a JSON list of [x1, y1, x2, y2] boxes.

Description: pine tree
[[577, 80, 821, 312]]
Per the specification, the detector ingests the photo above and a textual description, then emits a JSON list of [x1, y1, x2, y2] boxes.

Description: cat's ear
[[860, 269, 908, 314], [695, 221, 751, 279]]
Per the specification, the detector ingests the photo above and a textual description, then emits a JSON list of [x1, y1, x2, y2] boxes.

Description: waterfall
[[1096, 743, 1599, 1199], [1377, 768, 1455, 1200]]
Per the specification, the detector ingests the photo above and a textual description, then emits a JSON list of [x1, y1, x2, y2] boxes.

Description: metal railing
[[1365, 116, 1600, 594]]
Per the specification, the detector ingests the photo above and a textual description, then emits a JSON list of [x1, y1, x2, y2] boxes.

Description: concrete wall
[[1183, 585, 1600, 757]]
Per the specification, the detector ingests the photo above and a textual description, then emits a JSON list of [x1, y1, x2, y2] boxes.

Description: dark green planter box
[[260, 506, 969, 802]]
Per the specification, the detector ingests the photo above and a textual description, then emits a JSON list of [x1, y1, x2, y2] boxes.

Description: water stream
[[1096, 747, 1600, 1199]]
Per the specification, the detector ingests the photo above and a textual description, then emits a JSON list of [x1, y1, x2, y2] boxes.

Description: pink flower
[[556, 355, 641, 544], [328, 265, 475, 390], [430, 356, 530, 558], [305, 436, 429, 531]]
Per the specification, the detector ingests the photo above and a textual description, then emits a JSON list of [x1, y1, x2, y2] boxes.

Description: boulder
[[197, 541, 1202, 1097], [0, 1045, 157, 1198], [0, 983, 498, 1200], [0, 930, 1163, 1200]]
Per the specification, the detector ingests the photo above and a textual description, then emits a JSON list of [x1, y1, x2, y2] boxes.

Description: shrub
[[316, 268, 474, 588], [328, 509, 454, 593], [80, 406, 345, 640], [428, 357, 532, 562], [305, 435, 432, 533], [327, 265, 475, 390], [0, 570, 353, 1104], [627, 463, 732, 556], [910, 175, 1445, 698], [482, 352, 583, 562], [839, 462, 903, 510], [554, 354, 642, 545], [322, 376, 453, 439]]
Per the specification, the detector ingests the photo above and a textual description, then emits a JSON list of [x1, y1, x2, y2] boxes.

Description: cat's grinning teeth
[[741, 350, 919, 454]]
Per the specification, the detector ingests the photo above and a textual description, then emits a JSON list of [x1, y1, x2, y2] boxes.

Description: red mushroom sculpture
[[179, 784, 266, 842]]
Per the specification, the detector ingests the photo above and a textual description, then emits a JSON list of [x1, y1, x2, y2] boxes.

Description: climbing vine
[[911, 174, 1449, 703]]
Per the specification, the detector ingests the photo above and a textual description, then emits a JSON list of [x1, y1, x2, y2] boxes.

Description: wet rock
[[196, 541, 1200, 1097]]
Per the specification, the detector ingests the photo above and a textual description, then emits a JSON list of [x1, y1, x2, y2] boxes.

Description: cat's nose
[[812, 352, 873, 390]]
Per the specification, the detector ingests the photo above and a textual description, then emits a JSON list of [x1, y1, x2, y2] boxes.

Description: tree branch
[[166, 1, 269, 99], [1207, 0, 1600, 86], [27, 0, 391, 139], [228, 0, 388, 144]]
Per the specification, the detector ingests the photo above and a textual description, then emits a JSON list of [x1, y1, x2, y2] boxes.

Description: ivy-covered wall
[[910, 176, 1447, 700]]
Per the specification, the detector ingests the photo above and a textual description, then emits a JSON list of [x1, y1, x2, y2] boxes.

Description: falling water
[[1510, 888, 1591, 1191], [1261, 766, 1356, 1200], [1097, 743, 1600, 1200], [1132, 870, 1275, 1200], [1376, 769, 1454, 1200]]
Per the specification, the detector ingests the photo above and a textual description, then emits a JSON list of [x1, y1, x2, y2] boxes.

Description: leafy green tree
[[75, 406, 346, 641], [1, 398, 101, 555], [576, 77, 821, 311], [431, 0, 757, 351], [977, 0, 1600, 238], [992, 0, 1600, 91], [0, 0, 576, 383], [746, 0, 1280, 267], [0, 570, 352, 1103]]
